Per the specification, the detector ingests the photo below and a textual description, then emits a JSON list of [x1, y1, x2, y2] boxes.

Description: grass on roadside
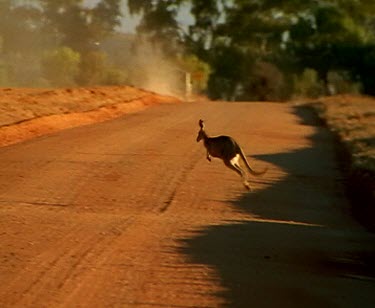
[[307, 94, 375, 231], [309, 95, 375, 173]]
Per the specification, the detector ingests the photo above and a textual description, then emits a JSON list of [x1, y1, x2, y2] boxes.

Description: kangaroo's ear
[[199, 119, 204, 129]]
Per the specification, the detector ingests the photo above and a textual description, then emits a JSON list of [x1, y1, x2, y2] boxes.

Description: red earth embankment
[[0, 86, 181, 147]]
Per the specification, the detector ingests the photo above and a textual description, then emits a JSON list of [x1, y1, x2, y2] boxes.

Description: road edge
[[305, 102, 375, 232]]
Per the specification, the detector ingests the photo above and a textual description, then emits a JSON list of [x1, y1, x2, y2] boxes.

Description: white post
[[185, 72, 192, 101]]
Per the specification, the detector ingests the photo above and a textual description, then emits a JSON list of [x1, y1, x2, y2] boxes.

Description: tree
[[206, 44, 248, 100], [0, 1, 48, 86], [178, 0, 300, 99], [188, 0, 226, 55], [40, 0, 122, 52], [189, 0, 375, 98], [128, 0, 186, 54], [0, 0, 44, 54], [76, 51, 107, 86], [287, 3, 375, 91], [293, 68, 325, 98], [41, 46, 80, 86]]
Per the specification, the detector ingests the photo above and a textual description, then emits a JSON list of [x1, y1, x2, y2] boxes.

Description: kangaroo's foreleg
[[206, 150, 212, 162]]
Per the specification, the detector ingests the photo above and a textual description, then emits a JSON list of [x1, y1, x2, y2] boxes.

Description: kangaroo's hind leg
[[224, 155, 251, 190]]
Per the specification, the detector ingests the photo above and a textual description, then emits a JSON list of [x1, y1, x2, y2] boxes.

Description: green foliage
[[178, 54, 211, 93], [0, 65, 8, 86], [327, 71, 362, 95], [188, 0, 224, 50], [206, 45, 248, 100], [348, 44, 375, 95], [293, 69, 325, 98], [76, 51, 108, 86], [41, 47, 81, 87], [76, 51, 127, 86], [293, 69, 362, 98], [103, 68, 128, 85], [228, 1, 374, 98]]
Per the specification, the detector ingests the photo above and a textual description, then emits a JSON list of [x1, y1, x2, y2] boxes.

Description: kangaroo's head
[[196, 119, 206, 142]]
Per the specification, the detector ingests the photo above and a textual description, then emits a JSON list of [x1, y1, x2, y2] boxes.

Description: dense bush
[[293, 69, 325, 98], [76, 51, 129, 86], [41, 47, 80, 87], [245, 61, 287, 101], [177, 54, 211, 94]]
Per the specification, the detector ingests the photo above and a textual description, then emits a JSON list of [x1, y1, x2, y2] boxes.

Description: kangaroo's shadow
[[179, 106, 375, 307]]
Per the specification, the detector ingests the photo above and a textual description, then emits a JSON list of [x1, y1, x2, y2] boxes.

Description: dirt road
[[0, 101, 374, 307]]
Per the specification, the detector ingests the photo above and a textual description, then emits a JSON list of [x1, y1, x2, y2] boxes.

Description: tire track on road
[[1, 215, 135, 307]]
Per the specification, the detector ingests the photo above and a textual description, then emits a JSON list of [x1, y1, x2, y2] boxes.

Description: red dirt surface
[[0, 88, 374, 307]]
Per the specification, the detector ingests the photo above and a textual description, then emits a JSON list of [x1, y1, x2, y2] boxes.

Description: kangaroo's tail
[[238, 147, 267, 176]]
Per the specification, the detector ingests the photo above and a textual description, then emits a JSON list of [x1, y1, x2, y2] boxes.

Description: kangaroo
[[196, 119, 267, 190]]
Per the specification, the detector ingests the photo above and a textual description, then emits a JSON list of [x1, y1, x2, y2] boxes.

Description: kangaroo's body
[[196, 119, 266, 190]]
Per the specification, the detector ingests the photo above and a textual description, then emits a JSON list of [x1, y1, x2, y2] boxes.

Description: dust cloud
[[126, 39, 186, 97], [0, 2, 187, 98]]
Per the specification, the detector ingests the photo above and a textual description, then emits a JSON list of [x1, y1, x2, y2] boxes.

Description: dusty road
[[0, 101, 374, 307]]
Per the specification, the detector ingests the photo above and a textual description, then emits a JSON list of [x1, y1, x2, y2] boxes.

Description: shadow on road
[[179, 106, 375, 307]]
